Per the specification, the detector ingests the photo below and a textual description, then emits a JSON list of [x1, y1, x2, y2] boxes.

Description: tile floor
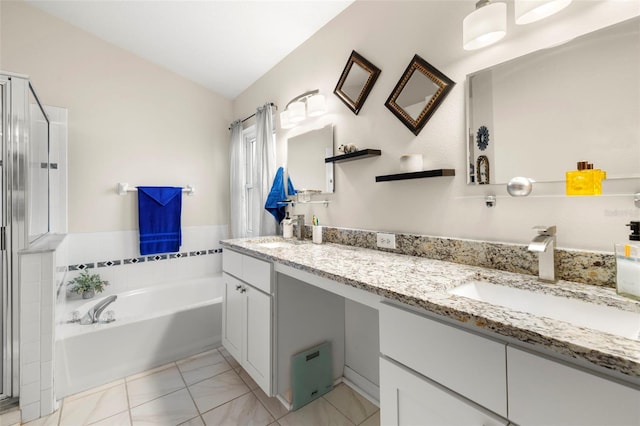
[[21, 346, 380, 426]]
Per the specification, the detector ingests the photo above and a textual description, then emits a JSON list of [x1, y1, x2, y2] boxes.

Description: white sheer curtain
[[229, 120, 246, 238], [251, 103, 277, 236]]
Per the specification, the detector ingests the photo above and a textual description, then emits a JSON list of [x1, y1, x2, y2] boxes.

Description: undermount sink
[[449, 281, 640, 340], [257, 241, 293, 249]]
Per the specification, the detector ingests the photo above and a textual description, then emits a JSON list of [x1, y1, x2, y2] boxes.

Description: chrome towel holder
[[117, 182, 195, 196]]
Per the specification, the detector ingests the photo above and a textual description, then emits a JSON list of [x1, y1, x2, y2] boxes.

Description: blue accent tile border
[[69, 247, 222, 271]]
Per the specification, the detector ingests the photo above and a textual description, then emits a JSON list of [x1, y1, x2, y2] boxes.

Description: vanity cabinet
[[508, 347, 640, 426], [380, 301, 640, 426], [222, 250, 273, 396]]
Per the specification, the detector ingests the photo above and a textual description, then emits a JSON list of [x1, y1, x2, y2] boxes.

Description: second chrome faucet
[[528, 225, 556, 282]]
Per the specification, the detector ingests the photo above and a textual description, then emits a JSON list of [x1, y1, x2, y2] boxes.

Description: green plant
[[68, 270, 109, 294]]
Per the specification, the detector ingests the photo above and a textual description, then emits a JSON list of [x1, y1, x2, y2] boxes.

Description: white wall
[[1, 0, 232, 233], [234, 0, 640, 252]]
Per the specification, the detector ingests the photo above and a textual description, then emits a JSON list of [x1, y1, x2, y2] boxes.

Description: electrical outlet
[[377, 233, 396, 249]]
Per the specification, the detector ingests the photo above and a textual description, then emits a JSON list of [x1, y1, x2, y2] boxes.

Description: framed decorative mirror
[[385, 54, 455, 136], [334, 50, 381, 115]]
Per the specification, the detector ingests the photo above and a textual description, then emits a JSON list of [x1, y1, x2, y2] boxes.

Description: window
[[244, 127, 257, 236]]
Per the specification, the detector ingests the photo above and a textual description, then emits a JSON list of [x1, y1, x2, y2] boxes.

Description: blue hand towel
[[265, 167, 296, 223], [137, 186, 182, 256]]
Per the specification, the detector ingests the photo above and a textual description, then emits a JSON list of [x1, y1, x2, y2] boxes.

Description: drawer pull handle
[[236, 284, 242, 291], [240, 287, 247, 293]]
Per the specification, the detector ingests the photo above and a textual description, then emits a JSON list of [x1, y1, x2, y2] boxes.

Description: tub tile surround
[[221, 236, 640, 379], [317, 226, 616, 288], [21, 347, 380, 426], [62, 225, 227, 299], [18, 234, 68, 423]]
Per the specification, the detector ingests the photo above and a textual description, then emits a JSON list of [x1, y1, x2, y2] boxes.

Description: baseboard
[[343, 366, 380, 406]]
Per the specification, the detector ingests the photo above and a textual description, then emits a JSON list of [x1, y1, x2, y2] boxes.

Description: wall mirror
[[334, 50, 381, 115], [467, 17, 640, 185], [287, 124, 334, 194], [385, 54, 455, 136]]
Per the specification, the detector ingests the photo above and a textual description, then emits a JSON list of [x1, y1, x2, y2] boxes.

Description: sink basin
[[257, 241, 293, 249], [449, 281, 640, 340]]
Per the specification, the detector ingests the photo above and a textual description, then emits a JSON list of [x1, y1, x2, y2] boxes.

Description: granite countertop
[[221, 236, 640, 380]]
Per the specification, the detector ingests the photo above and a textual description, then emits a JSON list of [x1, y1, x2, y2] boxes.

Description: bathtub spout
[[80, 295, 117, 324]]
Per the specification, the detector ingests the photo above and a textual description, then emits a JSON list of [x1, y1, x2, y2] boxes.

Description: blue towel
[[137, 186, 182, 256], [265, 167, 297, 223]]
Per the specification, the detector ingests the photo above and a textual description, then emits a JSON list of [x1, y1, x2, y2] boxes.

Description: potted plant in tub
[[68, 270, 109, 299]]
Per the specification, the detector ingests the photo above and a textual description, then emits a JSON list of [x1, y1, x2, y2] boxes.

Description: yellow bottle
[[566, 161, 593, 196]]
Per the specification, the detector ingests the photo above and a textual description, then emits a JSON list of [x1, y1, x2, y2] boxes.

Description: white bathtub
[[55, 276, 223, 398]]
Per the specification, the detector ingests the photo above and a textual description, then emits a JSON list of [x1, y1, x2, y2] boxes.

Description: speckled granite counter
[[221, 237, 640, 381]]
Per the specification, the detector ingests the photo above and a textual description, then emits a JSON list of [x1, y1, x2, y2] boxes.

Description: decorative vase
[[82, 289, 95, 299]]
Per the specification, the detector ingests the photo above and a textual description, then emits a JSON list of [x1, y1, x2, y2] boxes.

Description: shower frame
[[0, 72, 39, 403]]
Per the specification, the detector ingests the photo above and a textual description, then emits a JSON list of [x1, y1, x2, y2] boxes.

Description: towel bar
[[117, 182, 195, 196]]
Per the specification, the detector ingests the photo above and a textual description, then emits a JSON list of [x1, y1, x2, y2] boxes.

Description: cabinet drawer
[[222, 249, 243, 278], [243, 255, 271, 293], [380, 302, 507, 417], [508, 346, 640, 426], [223, 250, 272, 293], [380, 357, 508, 426]]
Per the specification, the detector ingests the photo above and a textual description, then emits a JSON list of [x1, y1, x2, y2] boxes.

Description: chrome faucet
[[528, 225, 556, 282], [80, 295, 117, 324], [295, 214, 305, 240]]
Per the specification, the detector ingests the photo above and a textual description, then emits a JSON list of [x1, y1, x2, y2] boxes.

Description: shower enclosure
[[0, 72, 50, 404]]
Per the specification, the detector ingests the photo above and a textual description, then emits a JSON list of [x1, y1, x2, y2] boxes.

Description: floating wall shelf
[[325, 149, 382, 163], [375, 169, 455, 182]]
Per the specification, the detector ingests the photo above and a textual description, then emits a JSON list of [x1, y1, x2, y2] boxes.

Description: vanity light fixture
[[463, 0, 507, 51], [515, 0, 572, 25], [279, 89, 327, 129]]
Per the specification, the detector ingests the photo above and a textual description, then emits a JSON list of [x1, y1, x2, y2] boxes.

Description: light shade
[[288, 101, 306, 122], [306, 94, 326, 117], [515, 0, 572, 25], [280, 111, 296, 129], [463, 1, 507, 51]]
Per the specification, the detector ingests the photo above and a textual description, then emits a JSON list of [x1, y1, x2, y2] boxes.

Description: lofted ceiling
[[25, 0, 355, 100]]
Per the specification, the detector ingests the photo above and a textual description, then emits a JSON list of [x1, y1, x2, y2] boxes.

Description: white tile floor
[[22, 346, 380, 426]]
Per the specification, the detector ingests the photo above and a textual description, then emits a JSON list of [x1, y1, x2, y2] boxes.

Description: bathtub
[[55, 276, 223, 398]]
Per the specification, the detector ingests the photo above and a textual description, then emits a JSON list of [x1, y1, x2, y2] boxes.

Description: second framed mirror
[[385, 54, 455, 136], [334, 50, 381, 115]]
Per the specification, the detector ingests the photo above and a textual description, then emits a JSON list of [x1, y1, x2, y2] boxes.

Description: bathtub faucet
[[80, 295, 117, 325]]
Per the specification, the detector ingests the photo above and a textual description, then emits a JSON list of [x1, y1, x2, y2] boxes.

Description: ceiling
[[26, 0, 355, 100]]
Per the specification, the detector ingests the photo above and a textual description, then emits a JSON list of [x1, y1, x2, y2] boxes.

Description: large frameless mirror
[[385, 54, 455, 136], [466, 17, 640, 185], [334, 51, 381, 115]]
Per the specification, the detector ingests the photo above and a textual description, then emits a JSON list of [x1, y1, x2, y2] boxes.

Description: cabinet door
[[508, 346, 640, 426], [243, 285, 272, 396], [222, 274, 244, 363], [380, 358, 509, 426]]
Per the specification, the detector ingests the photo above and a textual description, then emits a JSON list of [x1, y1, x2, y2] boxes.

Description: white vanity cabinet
[[222, 249, 273, 396], [508, 346, 640, 426], [380, 301, 640, 426]]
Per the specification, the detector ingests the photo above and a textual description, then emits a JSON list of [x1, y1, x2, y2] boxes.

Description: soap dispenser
[[615, 221, 640, 300], [282, 211, 294, 239]]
